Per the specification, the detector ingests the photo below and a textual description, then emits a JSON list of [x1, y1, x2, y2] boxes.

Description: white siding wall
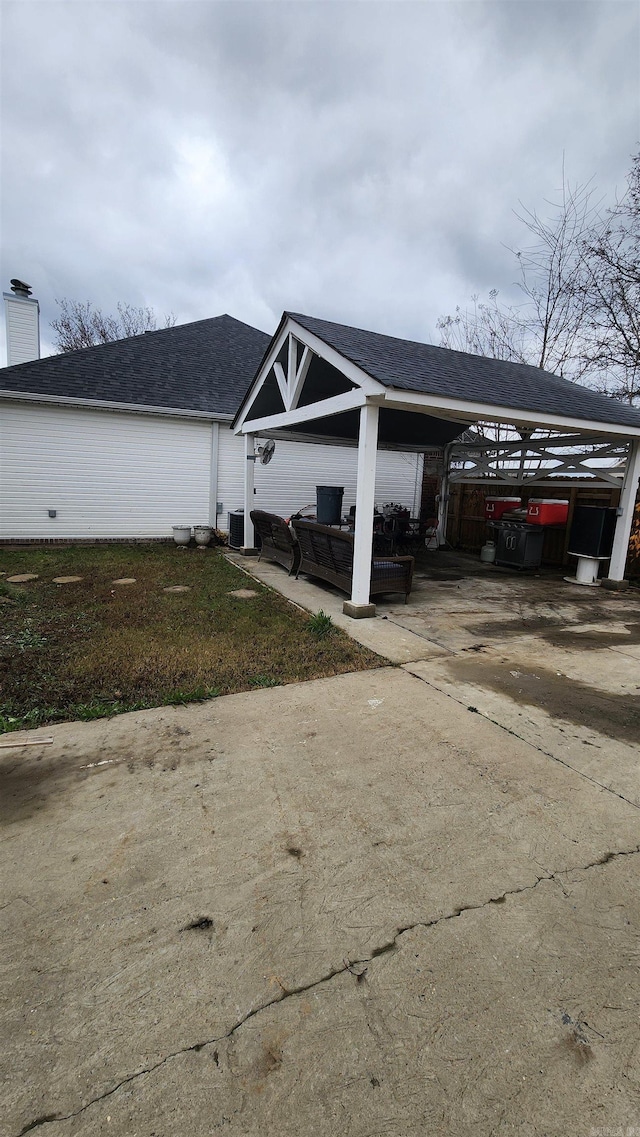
[[4, 296, 40, 365], [0, 404, 423, 539], [0, 403, 212, 538], [216, 427, 422, 527]]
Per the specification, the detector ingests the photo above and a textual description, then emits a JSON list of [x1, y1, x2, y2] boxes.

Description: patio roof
[[234, 311, 640, 610], [234, 312, 640, 443]]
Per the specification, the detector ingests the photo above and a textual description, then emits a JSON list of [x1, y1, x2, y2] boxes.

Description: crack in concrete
[[403, 665, 640, 811], [15, 843, 640, 1136]]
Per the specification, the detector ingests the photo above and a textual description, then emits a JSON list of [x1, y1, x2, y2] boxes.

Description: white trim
[[234, 315, 383, 431], [608, 440, 640, 579], [0, 389, 233, 422], [234, 322, 292, 429], [243, 432, 255, 549], [290, 345, 312, 410], [273, 362, 289, 408], [240, 389, 366, 435], [287, 334, 297, 405], [286, 319, 383, 395], [351, 404, 380, 606], [209, 421, 220, 527], [381, 388, 640, 440]]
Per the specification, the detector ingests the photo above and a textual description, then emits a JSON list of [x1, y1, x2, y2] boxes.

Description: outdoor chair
[[250, 510, 301, 575]]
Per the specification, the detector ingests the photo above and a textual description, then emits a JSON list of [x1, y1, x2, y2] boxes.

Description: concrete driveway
[[2, 554, 640, 1136]]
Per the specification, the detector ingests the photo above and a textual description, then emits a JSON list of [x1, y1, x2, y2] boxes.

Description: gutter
[[0, 389, 234, 423]]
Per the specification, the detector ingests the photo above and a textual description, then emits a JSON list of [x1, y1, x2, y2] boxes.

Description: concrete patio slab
[[1, 667, 639, 1136]]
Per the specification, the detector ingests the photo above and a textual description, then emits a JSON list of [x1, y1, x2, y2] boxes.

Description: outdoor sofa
[[292, 519, 414, 601], [250, 510, 301, 575]]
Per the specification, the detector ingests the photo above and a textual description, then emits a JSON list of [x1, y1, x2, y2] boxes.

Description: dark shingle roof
[[288, 312, 640, 431], [0, 315, 271, 416]]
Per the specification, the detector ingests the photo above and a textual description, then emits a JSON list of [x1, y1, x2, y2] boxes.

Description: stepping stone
[[163, 585, 191, 593], [53, 576, 83, 584], [7, 574, 38, 583], [112, 578, 136, 585], [228, 588, 258, 599]]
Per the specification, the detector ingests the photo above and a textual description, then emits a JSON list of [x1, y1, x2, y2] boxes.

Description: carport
[[233, 312, 640, 616]]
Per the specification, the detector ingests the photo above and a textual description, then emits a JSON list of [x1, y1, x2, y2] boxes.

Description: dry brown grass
[[0, 544, 382, 731]]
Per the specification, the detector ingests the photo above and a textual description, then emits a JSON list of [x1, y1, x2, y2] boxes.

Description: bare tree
[[51, 299, 176, 353], [437, 172, 597, 382], [581, 153, 640, 405]]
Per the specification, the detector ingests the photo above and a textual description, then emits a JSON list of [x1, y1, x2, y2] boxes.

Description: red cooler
[[485, 496, 521, 521], [527, 498, 569, 526]]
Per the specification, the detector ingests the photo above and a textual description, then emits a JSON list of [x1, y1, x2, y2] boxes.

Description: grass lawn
[[0, 544, 382, 733]]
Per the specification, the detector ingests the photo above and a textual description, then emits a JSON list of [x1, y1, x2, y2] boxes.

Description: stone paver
[[111, 578, 136, 585], [52, 576, 83, 584], [6, 573, 38, 583], [228, 588, 258, 598], [162, 585, 191, 593]]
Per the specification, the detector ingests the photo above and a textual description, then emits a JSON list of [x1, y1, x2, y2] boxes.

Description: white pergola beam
[[240, 389, 366, 435], [382, 389, 640, 440], [290, 345, 312, 411], [287, 335, 297, 396], [273, 362, 289, 408]]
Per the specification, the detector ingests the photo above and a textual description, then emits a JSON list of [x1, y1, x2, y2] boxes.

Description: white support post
[[344, 403, 379, 618], [604, 439, 640, 586], [437, 444, 452, 547], [208, 421, 219, 528], [243, 432, 257, 554]]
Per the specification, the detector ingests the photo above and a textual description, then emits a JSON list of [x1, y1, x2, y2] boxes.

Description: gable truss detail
[[272, 336, 314, 413]]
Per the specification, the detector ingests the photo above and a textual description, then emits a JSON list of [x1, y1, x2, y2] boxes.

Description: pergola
[[233, 312, 640, 618]]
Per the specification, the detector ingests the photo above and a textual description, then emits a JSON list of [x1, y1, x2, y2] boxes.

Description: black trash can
[[316, 486, 344, 525]]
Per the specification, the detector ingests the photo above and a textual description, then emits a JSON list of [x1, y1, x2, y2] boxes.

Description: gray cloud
[[1, 0, 638, 359]]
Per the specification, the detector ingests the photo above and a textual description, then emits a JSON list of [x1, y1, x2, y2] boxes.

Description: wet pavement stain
[[466, 617, 640, 651], [444, 656, 640, 745]]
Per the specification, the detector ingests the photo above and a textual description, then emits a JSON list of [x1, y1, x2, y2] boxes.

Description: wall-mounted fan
[[257, 439, 276, 465]]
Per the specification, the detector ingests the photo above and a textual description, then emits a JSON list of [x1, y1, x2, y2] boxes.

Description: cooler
[[484, 496, 522, 521], [526, 498, 569, 526]]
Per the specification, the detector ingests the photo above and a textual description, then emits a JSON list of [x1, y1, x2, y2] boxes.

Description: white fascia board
[[234, 322, 292, 430], [234, 315, 384, 432], [240, 389, 366, 435], [381, 388, 640, 440], [0, 389, 233, 422], [286, 319, 384, 396]]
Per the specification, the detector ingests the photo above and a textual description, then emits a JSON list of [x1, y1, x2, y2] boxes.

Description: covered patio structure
[[233, 312, 640, 617]]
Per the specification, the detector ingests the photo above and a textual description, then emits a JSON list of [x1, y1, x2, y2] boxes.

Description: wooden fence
[[421, 472, 639, 574]]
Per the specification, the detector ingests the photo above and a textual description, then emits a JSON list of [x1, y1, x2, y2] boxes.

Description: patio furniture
[[292, 519, 414, 601], [250, 511, 301, 575]]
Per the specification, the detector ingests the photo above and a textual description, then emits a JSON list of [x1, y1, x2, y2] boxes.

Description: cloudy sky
[[1, 0, 638, 359]]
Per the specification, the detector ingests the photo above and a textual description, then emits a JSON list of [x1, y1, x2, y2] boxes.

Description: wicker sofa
[[293, 519, 414, 601], [250, 510, 301, 575]]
